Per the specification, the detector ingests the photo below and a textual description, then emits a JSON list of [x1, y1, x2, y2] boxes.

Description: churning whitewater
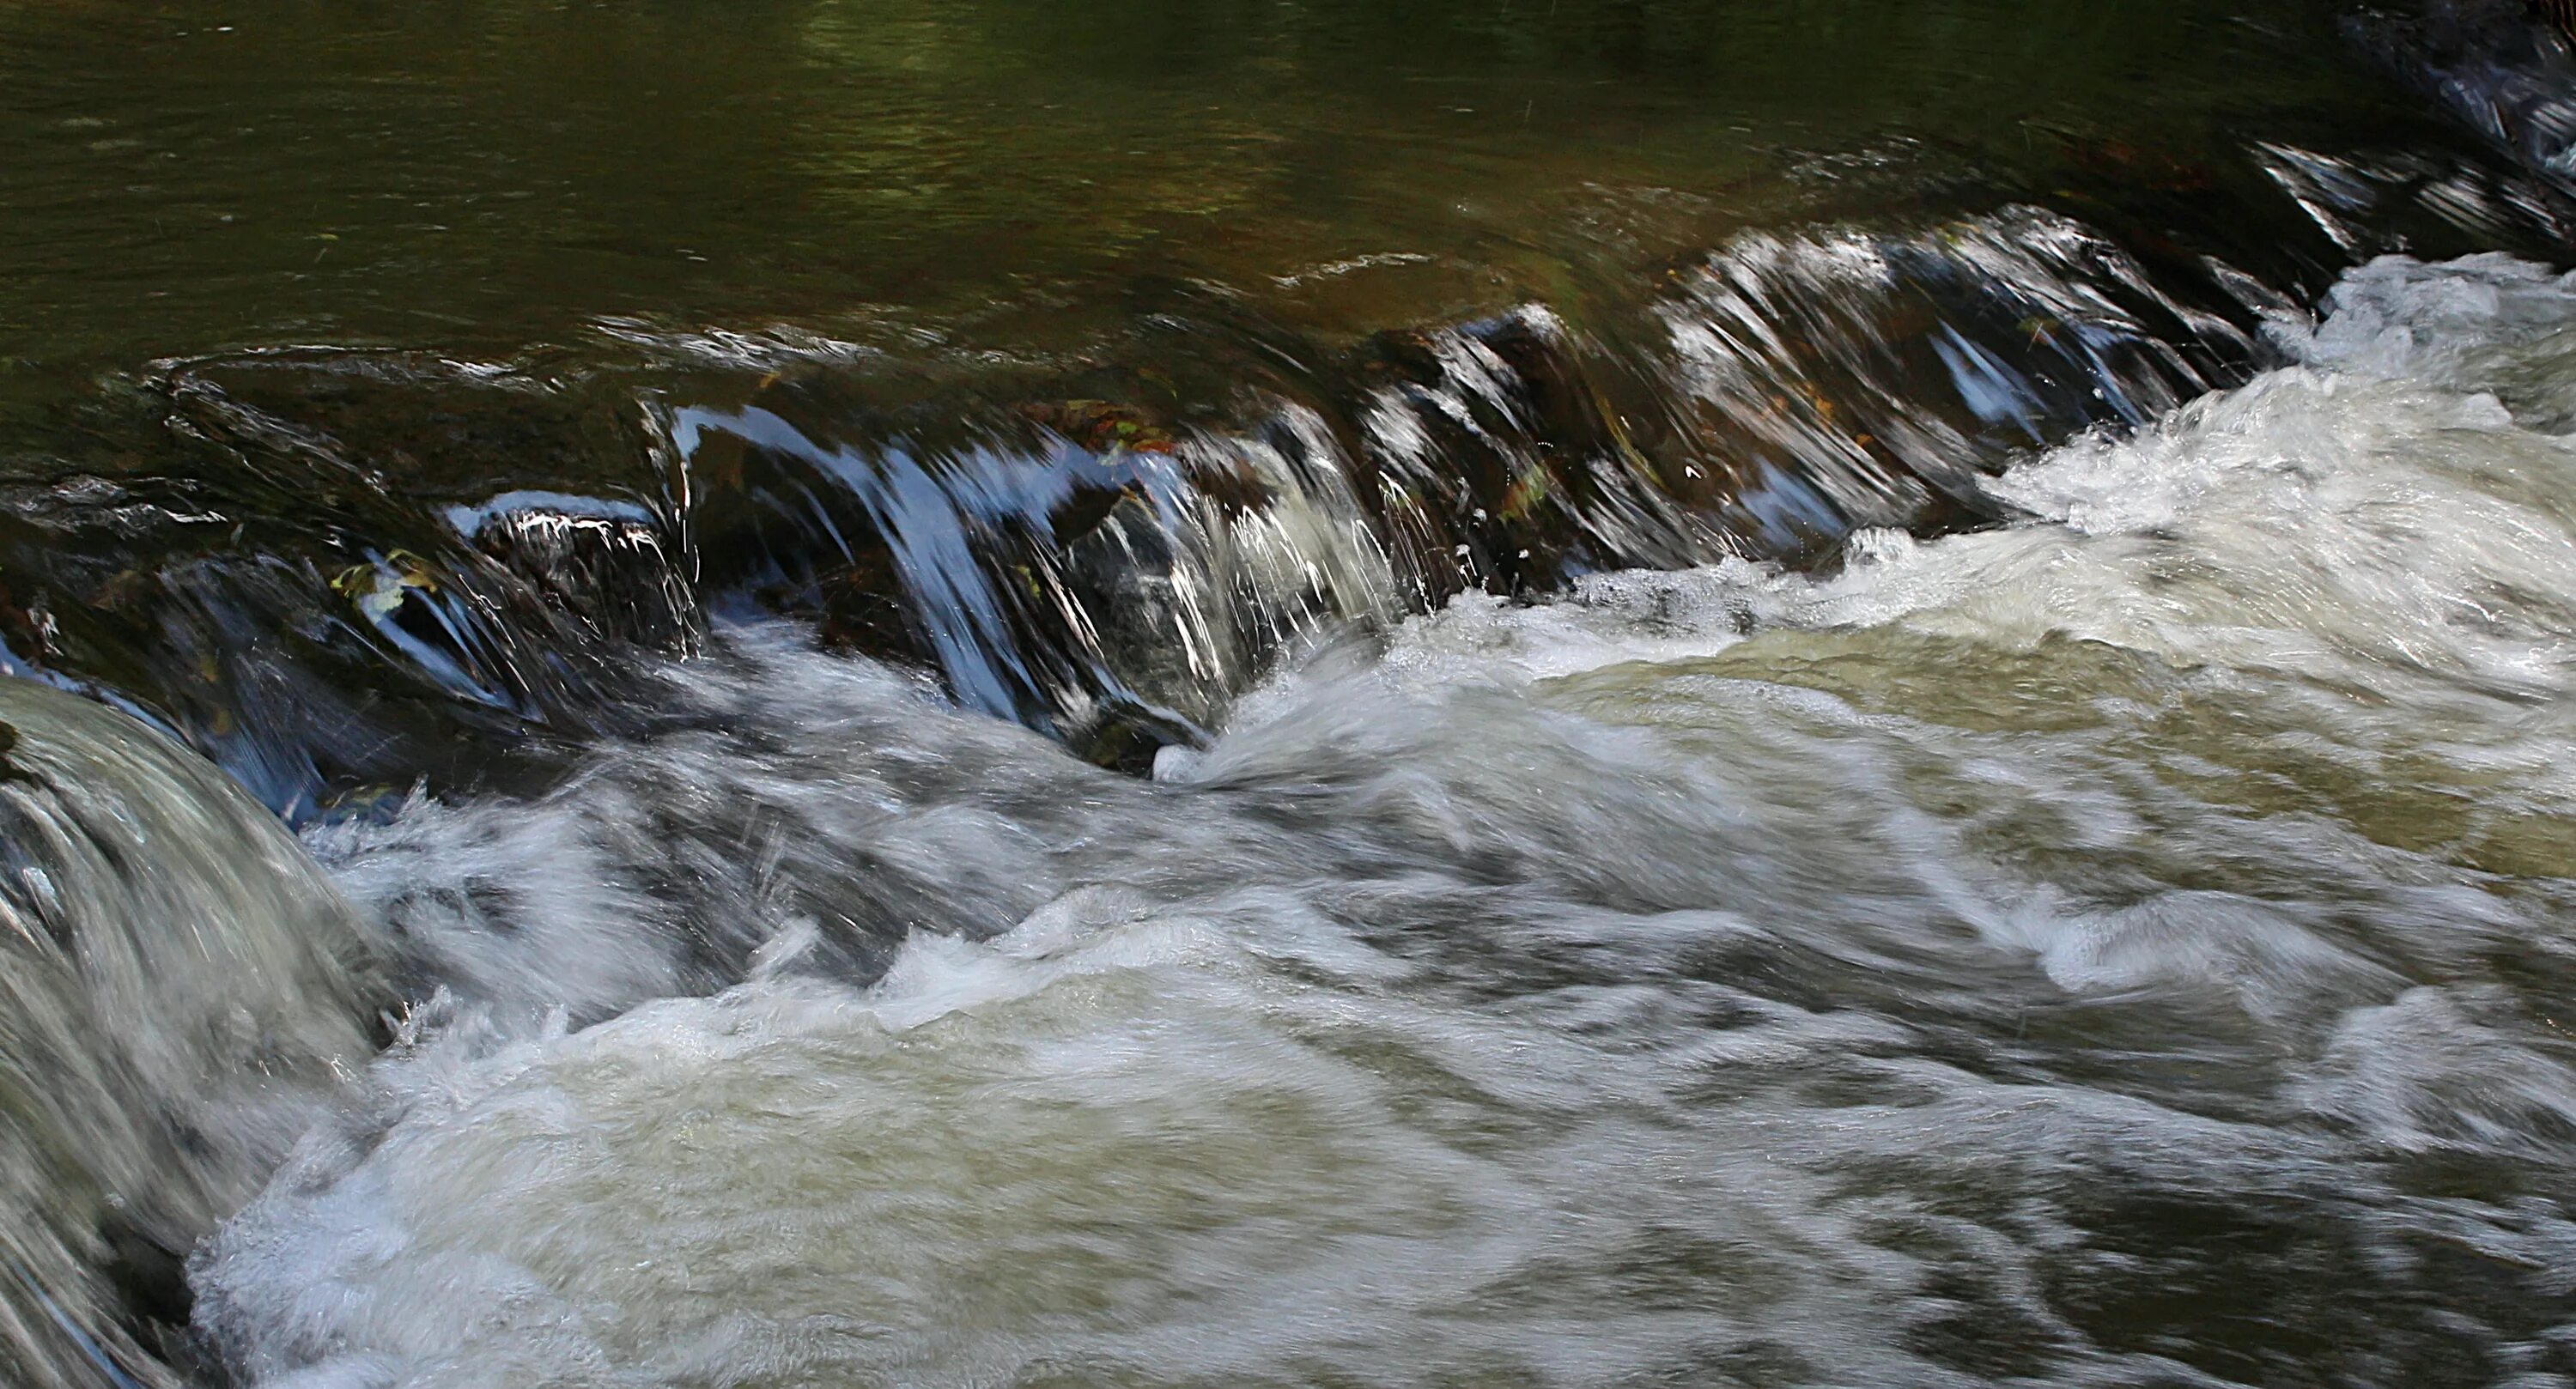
[[185, 254, 2576, 1387]]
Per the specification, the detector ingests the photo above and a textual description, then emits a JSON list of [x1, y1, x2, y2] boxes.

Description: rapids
[[163, 253, 2576, 1387], [0, 682, 382, 1389], [9, 3, 2576, 1386]]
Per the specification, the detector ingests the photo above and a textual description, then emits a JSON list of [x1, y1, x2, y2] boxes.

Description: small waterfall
[[0, 203, 2318, 795], [0, 681, 385, 1387], [2, 12, 2576, 1386], [181, 251, 2576, 1385]]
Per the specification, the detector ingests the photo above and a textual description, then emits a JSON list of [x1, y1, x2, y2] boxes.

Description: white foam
[[197, 254, 2576, 1387]]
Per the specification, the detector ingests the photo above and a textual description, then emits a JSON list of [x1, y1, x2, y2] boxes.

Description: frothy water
[[163, 254, 2576, 1387], [0, 682, 382, 1389]]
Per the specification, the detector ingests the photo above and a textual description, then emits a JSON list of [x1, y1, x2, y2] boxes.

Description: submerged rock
[[2357, 2, 2576, 191], [0, 681, 385, 1388]]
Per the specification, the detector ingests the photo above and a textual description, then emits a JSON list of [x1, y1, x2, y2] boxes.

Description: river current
[[165, 253, 2576, 1386], [8, 2, 2576, 1387]]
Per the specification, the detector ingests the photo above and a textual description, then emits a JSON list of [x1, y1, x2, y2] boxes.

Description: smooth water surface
[[0, 0, 2407, 374]]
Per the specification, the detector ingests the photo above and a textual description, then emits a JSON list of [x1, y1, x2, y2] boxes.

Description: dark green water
[[0, 0, 2445, 375]]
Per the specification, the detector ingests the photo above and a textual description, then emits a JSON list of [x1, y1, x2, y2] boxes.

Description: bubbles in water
[[183, 253, 2576, 1388], [0, 681, 383, 1389]]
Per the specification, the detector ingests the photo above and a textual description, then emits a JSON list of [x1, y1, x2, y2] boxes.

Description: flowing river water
[[9, 1, 2576, 1386]]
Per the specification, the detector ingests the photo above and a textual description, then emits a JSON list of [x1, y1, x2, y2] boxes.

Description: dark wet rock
[[447, 492, 700, 655], [1019, 398, 1182, 458], [1059, 494, 1224, 719], [154, 349, 648, 505], [813, 543, 920, 661], [1352, 311, 1728, 598], [9, 207, 2259, 797], [0, 364, 708, 816], [7, 226, 2234, 793], [2353, 2, 2576, 194], [10, 174, 2553, 796]]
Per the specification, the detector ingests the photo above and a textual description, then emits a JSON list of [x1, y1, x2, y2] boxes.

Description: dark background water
[[0, 0, 2464, 379]]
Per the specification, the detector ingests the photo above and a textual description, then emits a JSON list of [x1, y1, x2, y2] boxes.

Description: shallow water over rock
[[164, 256, 2576, 1388], [9, 2, 2576, 1386]]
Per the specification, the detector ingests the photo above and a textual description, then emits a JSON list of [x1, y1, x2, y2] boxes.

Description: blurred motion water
[[6, 0, 2576, 1386], [129, 253, 2570, 1388], [0, 682, 380, 1388]]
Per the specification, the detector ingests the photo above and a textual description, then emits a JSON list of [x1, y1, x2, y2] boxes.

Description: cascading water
[[3, 201, 2300, 790], [0, 682, 383, 1389], [10, 1, 2576, 1386], [159, 252, 2576, 1387]]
